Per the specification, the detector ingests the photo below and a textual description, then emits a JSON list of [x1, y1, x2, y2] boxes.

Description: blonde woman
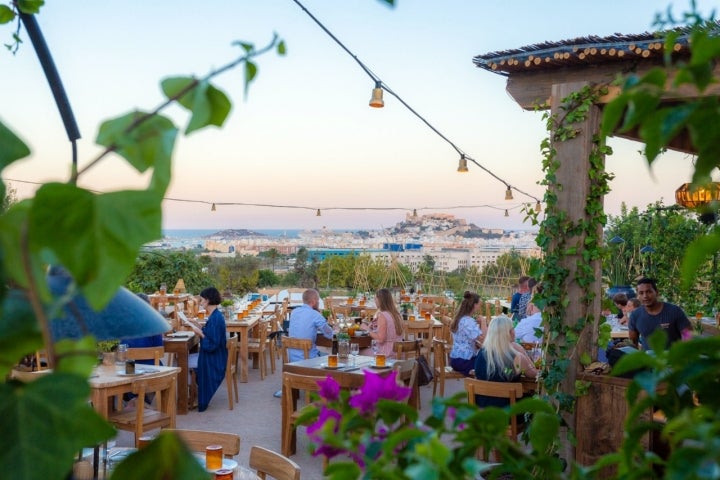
[[360, 288, 404, 359], [473, 315, 537, 408]]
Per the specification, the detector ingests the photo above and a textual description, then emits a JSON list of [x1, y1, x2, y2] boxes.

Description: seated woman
[[473, 315, 538, 408], [449, 291, 486, 376], [186, 287, 228, 412], [360, 288, 404, 359]]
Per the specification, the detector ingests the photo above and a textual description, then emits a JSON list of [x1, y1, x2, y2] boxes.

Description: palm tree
[[266, 248, 280, 272]]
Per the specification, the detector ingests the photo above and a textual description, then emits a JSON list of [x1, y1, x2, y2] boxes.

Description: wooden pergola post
[[548, 82, 604, 450]]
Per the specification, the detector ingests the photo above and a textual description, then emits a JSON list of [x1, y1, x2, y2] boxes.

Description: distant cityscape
[[153, 213, 540, 272]]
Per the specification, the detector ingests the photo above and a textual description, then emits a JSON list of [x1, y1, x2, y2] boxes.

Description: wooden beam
[[506, 62, 720, 111]]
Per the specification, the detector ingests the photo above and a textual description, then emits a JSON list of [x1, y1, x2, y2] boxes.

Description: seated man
[[287, 288, 334, 362], [515, 301, 543, 343]]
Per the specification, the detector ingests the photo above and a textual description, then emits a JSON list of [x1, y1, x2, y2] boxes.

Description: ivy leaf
[[611, 350, 656, 377], [0, 373, 115, 480], [639, 104, 695, 162], [0, 200, 52, 292], [29, 184, 162, 309], [0, 5, 16, 24], [232, 41, 254, 53], [527, 411, 559, 453], [55, 336, 99, 378], [0, 119, 31, 170], [0, 289, 42, 379], [160, 77, 231, 135], [680, 231, 720, 289], [276, 39, 287, 56], [110, 431, 210, 480], [244, 61, 258, 99], [17, 0, 44, 15], [96, 111, 177, 195]]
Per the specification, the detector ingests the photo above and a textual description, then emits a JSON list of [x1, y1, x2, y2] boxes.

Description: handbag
[[416, 353, 434, 386]]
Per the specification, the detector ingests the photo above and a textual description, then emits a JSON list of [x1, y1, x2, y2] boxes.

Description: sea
[[163, 229, 359, 239]]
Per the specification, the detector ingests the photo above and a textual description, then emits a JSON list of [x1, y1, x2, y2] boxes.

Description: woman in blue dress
[[187, 287, 227, 412]]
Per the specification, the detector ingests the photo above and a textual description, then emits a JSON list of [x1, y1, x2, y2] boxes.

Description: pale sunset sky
[[1, 1, 714, 231]]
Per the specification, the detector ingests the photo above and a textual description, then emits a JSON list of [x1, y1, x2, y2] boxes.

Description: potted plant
[[604, 236, 637, 299], [97, 340, 119, 366]]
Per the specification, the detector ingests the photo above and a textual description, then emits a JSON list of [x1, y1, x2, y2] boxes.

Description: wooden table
[[283, 354, 391, 388], [89, 364, 180, 419], [316, 333, 373, 350], [163, 332, 199, 414], [224, 314, 261, 383]]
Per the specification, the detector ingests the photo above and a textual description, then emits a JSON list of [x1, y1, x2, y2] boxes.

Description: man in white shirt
[[515, 301, 543, 343]]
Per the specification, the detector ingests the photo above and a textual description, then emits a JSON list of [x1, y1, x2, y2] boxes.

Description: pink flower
[[307, 405, 342, 438], [317, 375, 341, 401], [349, 371, 411, 414]]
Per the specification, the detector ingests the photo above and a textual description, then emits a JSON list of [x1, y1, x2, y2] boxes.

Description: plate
[[320, 363, 346, 370], [116, 371, 144, 376], [165, 332, 194, 338], [369, 364, 392, 369]]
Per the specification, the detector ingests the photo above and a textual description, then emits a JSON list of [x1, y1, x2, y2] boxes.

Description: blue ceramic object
[[47, 267, 170, 341], [606, 285, 636, 300]]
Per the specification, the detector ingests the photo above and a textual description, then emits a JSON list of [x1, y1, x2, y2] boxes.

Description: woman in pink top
[[360, 288, 404, 358]]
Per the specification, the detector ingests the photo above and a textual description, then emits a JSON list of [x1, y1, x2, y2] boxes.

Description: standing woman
[[360, 288, 404, 359], [187, 287, 228, 412], [473, 315, 537, 407], [449, 291, 486, 376]]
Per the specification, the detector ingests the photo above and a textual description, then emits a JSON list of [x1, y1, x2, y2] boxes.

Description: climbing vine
[[525, 84, 614, 415]]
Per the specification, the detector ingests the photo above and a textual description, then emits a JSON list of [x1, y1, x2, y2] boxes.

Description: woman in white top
[[449, 291, 487, 376]]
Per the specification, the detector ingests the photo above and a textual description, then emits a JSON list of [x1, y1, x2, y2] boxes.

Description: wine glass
[[350, 343, 360, 365]]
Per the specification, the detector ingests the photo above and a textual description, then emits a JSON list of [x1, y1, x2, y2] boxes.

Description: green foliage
[[126, 251, 212, 294], [0, 3, 285, 476], [206, 255, 260, 295], [257, 268, 280, 287]]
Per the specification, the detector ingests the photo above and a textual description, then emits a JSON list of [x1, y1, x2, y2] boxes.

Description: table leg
[[176, 345, 189, 414], [240, 325, 249, 383]]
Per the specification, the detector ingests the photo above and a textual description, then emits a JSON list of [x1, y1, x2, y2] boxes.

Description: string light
[[505, 186, 513, 200], [369, 81, 384, 108], [457, 154, 469, 173], [290, 0, 541, 206], [535, 200, 542, 212], [3, 178, 527, 217]]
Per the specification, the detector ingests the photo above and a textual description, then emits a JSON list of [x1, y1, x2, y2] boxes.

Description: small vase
[[102, 352, 115, 366]]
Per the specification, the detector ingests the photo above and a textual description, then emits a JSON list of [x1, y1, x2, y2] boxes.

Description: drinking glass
[[350, 343, 360, 366], [371, 339, 378, 355], [115, 344, 128, 373]]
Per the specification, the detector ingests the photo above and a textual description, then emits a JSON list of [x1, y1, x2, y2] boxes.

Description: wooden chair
[[281, 337, 312, 365], [163, 428, 240, 458], [394, 340, 421, 360], [248, 319, 273, 380], [463, 378, 525, 461], [249, 445, 301, 480], [393, 358, 420, 411], [403, 320, 434, 355], [108, 374, 176, 447], [225, 336, 239, 409], [432, 338, 469, 397], [280, 337, 313, 403], [281, 372, 324, 457], [126, 346, 165, 366]]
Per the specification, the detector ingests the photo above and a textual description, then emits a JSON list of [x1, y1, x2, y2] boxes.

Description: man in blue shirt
[[629, 277, 692, 351], [288, 289, 334, 362]]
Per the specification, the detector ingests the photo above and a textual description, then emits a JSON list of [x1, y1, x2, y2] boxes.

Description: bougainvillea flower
[[307, 405, 342, 439], [317, 375, 341, 401], [349, 371, 411, 414]]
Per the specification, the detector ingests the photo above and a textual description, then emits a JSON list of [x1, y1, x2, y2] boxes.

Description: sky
[[1, 0, 715, 231]]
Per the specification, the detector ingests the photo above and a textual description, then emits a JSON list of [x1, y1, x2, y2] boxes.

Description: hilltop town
[[155, 213, 539, 272]]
